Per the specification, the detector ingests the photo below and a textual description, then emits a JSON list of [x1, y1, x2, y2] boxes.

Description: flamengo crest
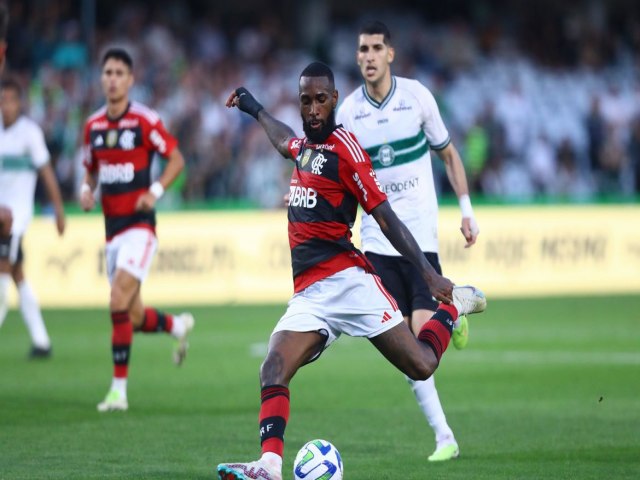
[[311, 153, 327, 175]]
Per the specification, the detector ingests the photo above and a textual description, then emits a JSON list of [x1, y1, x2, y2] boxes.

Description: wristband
[[149, 181, 165, 199], [236, 87, 264, 120], [80, 183, 92, 194], [459, 194, 474, 218]]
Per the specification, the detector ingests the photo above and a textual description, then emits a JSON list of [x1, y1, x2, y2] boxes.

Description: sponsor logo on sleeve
[[149, 129, 167, 154], [370, 168, 383, 192], [353, 172, 368, 201]]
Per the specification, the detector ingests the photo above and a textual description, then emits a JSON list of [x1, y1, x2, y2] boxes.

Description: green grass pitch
[[1, 295, 639, 479]]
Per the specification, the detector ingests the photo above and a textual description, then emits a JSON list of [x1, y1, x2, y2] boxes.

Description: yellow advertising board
[[438, 205, 640, 297], [11, 205, 640, 307]]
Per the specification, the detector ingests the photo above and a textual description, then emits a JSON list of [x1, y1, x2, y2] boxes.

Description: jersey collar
[[362, 76, 396, 110], [106, 101, 131, 123]]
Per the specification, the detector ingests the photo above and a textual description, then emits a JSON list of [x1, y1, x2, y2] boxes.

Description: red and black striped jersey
[[287, 126, 387, 292], [83, 101, 177, 240]]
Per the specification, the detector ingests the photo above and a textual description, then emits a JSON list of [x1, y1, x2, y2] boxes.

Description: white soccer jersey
[[0, 115, 50, 234], [337, 76, 450, 255]]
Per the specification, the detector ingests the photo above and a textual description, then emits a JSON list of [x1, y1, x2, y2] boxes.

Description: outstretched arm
[[370, 200, 454, 303], [226, 87, 296, 160]]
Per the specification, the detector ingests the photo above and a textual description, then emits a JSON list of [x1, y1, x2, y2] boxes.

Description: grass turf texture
[[0, 295, 638, 479]]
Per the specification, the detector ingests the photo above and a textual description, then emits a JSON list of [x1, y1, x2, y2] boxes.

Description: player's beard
[[302, 110, 336, 144]]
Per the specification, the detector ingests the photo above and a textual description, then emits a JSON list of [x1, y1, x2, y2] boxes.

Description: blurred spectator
[[585, 95, 606, 174], [598, 125, 632, 196], [629, 118, 640, 193], [463, 117, 489, 190], [4, 0, 640, 206], [495, 81, 533, 160], [552, 138, 594, 200], [526, 133, 556, 196], [51, 21, 88, 70]]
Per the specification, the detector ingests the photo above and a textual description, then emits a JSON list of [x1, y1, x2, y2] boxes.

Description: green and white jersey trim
[[337, 76, 450, 255], [366, 130, 430, 170], [362, 76, 397, 110], [0, 154, 37, 171]]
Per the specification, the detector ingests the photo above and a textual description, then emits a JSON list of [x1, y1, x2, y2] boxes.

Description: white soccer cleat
[[217, 459, 282, 480], [452, 285, 486, 316], [97, 389, 128, 412], [173, 312, 195, 366]]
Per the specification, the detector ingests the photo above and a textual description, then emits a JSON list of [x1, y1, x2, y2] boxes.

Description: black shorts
[[0, 234, 23, 264], [366, 251, 442, 317]]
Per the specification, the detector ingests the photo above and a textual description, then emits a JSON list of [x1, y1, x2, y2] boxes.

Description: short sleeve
[[414, 81, 450, 150], [335, 129, 387, 213], [147, 117, 178, 157]]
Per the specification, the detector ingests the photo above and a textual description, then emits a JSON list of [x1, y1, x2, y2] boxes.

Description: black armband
[[236, 87, 264, 120]]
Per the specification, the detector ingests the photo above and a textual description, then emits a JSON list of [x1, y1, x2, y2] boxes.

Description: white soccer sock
[[407, 375, 456, 446], [111, 377, 128, 398], [0, 273, 10, 327], [18, 280, 50, 349]]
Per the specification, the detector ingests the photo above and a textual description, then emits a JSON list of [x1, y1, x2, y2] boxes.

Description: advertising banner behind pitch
[[12, 205, 640, 307]]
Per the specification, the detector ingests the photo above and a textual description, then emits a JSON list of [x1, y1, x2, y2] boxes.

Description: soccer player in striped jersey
[[336, 21, 480, 462], [80, 48, 194, 412], [217, 62, 485, 480], [0, 77, 65, 357]]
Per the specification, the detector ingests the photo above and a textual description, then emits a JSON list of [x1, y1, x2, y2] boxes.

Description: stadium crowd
[[4, 0, 640, 208]]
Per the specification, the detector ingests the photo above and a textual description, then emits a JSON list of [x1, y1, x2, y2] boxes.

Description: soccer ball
[[293, 439, 343, 480]]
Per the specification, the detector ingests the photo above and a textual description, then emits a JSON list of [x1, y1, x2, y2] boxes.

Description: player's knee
[[405, 358, 437, 381], [259, 355, 293, 387], [260, 358, 281, 386], [109, 286, 129, 311]]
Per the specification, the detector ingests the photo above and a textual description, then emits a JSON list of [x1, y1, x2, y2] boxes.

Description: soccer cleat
[[28, 345, 52, 359], [451, 314, 469, 350], [428, 443, 460, 462], [97, 389, 128, 412], [217, 460, 282, 480], [173, 312, 195, 366], [452, 285, 486, 316]]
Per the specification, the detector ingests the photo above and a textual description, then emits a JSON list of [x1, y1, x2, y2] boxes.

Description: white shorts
[[105, 228, 158, 285], [273, 267, 404, 360]]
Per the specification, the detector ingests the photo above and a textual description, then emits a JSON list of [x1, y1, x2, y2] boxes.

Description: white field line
[[446, 350, 640, 366]]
